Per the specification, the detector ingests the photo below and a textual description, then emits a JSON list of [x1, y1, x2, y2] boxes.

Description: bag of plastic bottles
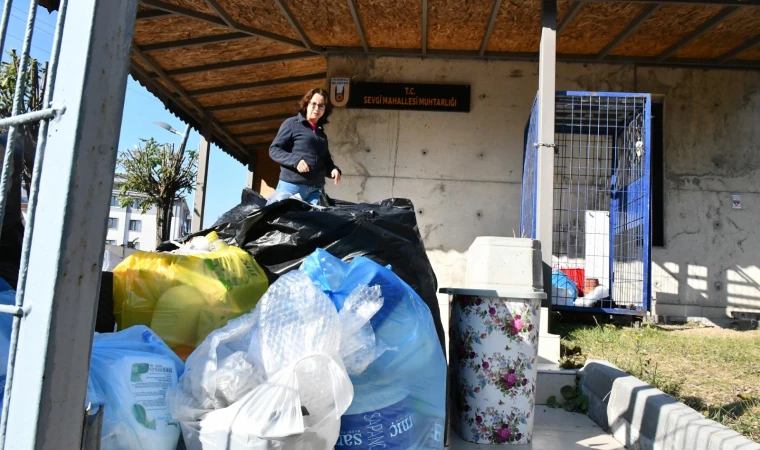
[[112, 240, 268, 359], [168, 271, 378, 450], [87, 326, 185, 450], [300, 249, 447, 450]]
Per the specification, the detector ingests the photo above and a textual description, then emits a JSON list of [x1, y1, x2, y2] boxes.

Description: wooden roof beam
[[585, 0, 759, 5], [222, 113, 294, 127], [656, 6, 739, 61], [716, 34, 760, 63], [422, 0, 428, 55], [479, 0, 503, 56], [186, 72, 327, 96], [156, 51, 314, 77], [141, 33, 249, 52], [323, 46, 760, 69], [132, 45, 248, 158], [235, 128, 280, 138], [274, 0, 318, 52], [137, 9, 171, 20], [597, 4, 660, 59], [208, 95, 303, 112], [558, 1, 584, 35], [346, 0, 369, 53], [130, 62, 247, 163], [140, 0, 313, 51]]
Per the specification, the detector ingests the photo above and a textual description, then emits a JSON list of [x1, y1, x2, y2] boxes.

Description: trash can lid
[[439, 287, 546, 300]]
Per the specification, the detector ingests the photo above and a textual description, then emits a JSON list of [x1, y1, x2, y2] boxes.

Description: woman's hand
[[297, 160, 310, 173], [331, 169, 341, 185]]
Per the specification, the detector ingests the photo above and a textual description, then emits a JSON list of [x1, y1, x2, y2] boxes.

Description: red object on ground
[[560, 268, 585, 296]]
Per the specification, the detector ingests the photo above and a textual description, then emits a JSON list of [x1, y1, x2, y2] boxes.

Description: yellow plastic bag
[[113, 246, 268, 360]]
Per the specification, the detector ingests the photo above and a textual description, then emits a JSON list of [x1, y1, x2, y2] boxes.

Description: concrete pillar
[[247, 160, 255, 190], [537, 0, 557, 307], [191, 117, 211, 232]]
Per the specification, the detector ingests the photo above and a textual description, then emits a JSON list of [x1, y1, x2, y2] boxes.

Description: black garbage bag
[[0, 134, 25, 290], [210, 188, 267, 227], [179, 196, 446, 353]]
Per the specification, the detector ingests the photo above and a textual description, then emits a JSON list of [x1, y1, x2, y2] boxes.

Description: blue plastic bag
[[301, 249, 446, 450], [0, 278, 14, 408], [551, 270, 578, 306], [88, 326, 185, 450]]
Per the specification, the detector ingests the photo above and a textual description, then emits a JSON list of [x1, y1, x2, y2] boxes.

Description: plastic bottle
[[205, 231, 228, 252], [188, 235, 210, 252]]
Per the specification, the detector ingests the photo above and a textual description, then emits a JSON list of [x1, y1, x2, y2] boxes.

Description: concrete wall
[[322, 56, 760, 330]]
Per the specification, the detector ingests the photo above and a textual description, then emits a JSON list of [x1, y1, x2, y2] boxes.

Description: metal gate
[[0, 0, 138, 448], [521, 91, 652, 315]]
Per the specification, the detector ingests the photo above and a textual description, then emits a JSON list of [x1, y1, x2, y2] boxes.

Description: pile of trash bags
[[174, 191, 446, 355], [86, 189, 447, 450], [162, 248, 446, 450]]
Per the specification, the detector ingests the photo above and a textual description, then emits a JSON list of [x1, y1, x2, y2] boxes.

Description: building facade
[[105, 184, 191, 252], [318, 56, 760, 330]]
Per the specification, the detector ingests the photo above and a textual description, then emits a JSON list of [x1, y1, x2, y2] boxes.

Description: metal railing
[[0, 2, 67, 445], [0, 0, 138, 448]]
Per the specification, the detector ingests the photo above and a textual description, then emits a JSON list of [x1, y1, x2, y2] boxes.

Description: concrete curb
[[580, 359, 760, 450]]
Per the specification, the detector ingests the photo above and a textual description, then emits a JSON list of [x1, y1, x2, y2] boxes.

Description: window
[[106, 240, 116, 246], [129, 220, 142, 232], [651, 102, 664, 247], [108, 217, 118, 229], [110, 195, 118, 207]]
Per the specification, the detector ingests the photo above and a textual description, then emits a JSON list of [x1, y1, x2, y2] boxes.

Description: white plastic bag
[[102, 250, 124, 272], [199, 354, 352, 450], [169, 271, 369, 450], [575, 285, 611, 307]]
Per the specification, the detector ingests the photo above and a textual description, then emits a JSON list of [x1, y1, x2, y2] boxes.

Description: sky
[[3, 6, 249, 228]]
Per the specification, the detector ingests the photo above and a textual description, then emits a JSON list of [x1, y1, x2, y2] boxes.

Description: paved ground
[[448, 406, 624, 449]]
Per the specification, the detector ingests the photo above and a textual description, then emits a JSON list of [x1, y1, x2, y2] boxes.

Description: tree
[[0, 49, 47, 196], [116, 137, 197, 246]]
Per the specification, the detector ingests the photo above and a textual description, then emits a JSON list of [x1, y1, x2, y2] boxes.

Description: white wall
[[325, 56, 760, 326], [106, 194, 190, 251]]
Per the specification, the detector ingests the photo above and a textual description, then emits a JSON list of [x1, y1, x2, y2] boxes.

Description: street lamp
[[153, 120, 191, 158], [153, 120, 192, 241]]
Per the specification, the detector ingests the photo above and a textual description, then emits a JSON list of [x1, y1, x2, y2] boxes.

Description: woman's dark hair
[[297, 88, 332, 124]]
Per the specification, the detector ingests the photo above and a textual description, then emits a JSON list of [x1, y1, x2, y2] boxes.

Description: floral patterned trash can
[[441, 288, 544, 446]]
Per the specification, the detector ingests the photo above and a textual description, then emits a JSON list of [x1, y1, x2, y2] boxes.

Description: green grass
[[553, 322, 760, 442]]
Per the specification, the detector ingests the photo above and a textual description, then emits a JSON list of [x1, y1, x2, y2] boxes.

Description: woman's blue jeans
[[272, 180, 323, 205]]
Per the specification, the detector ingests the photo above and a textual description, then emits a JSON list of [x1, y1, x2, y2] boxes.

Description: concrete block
[[538, 332, 560, 365], [463, 237, 543, 293], [536, 368, 577, 405], [539, 306, 549, 335], [580, 360, 760, 450]]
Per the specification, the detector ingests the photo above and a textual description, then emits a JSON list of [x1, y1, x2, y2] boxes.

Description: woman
[[268, 88, 341, 205]]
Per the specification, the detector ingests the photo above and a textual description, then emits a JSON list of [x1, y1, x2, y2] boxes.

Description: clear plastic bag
[[300, 249, 447, 450], [87, 326, 185, 450], [169, 271, 364, 450]]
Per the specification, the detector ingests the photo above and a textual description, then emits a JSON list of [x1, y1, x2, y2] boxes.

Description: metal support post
[[537, 0, 557, 312], [4, 1, 138, 449], [191, 117, 211, 232]]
